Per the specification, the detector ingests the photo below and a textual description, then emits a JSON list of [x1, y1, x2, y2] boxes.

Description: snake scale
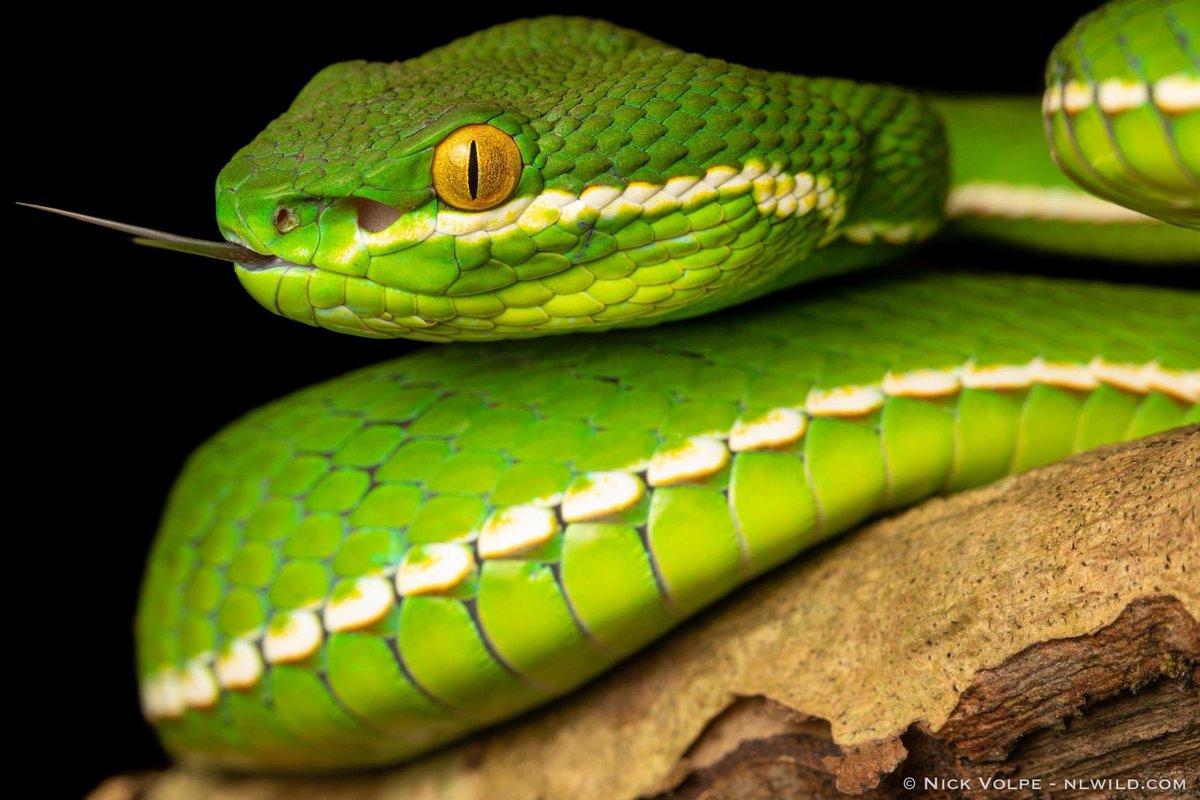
[[47, 0, 1199, 773]]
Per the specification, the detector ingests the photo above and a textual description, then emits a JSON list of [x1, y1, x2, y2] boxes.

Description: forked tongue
[[18, 203, 277, 267]]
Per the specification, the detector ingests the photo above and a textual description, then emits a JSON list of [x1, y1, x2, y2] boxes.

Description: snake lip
[[230, 254, 295, 271]]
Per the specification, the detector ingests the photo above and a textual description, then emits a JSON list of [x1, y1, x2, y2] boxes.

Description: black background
[[12, 3, 1126, 795]]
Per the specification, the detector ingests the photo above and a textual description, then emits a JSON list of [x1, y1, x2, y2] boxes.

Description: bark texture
[[94, 426, 1200, 800]]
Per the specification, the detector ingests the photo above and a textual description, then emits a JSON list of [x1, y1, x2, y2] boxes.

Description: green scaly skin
[[1046, 0, 1200, 227], [135, 3, 1200, 772], [218, 19, 949, 341]]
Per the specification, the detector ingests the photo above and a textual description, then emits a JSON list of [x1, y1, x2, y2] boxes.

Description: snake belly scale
[[119, 2, 1200, 772]]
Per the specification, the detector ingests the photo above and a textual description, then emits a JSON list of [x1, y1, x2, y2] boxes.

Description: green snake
[[42, 0, 1198, 773]]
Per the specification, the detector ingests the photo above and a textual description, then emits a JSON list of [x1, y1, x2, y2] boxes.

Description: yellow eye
[[431, 124, 522, 211]]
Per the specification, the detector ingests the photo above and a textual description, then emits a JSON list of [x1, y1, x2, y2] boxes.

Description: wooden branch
[[95, 426, 1200, 800]]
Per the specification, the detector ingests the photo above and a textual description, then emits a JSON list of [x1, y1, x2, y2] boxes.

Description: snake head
[[36, 18, 879, 342], [211, 18, 866, 342], [216, 56, 557, 341]]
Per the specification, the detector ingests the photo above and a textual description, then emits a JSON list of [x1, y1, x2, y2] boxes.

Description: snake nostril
[[273, 205, 299, 234], [354, 198, 403, 233]]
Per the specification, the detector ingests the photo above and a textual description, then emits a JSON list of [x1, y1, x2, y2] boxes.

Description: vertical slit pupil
[[468, 140, 479, 200]]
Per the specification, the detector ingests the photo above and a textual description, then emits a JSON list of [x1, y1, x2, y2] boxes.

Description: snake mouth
[[17, 203, 286, 269], [19, 201, 527, 340]]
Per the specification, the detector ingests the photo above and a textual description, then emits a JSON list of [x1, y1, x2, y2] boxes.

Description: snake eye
[[432, 124, 522, 211]]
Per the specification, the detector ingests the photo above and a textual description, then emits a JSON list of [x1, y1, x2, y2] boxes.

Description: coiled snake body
[[104, 2, 1200, 771]]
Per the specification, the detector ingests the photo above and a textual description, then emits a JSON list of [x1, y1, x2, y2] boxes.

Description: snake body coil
[[129, 2, 1199, 771]]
